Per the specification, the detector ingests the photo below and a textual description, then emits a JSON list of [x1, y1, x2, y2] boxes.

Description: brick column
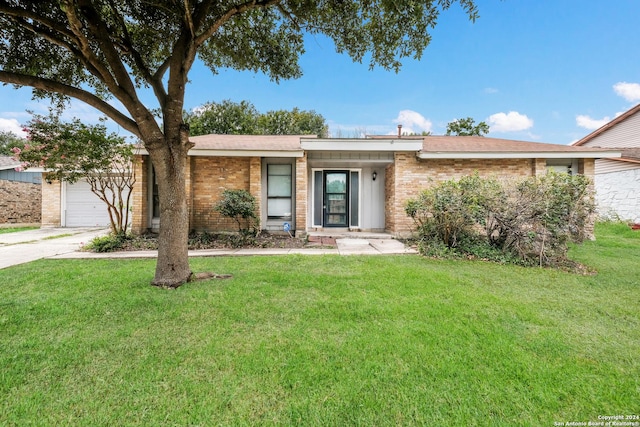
[[295, 154, 307, 236], [131, 155, 147, 234], [392, 153, 425, 236], [532, 158, 547, 176], [249, 157, 262, 228], [41, 174, 61, 227], [186, 156, 192, 231], [579, 158, 595, 177]]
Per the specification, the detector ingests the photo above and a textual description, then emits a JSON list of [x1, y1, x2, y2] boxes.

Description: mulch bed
[[118, 231, 336, 251]]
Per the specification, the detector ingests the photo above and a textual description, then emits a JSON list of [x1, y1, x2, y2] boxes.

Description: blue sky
[[1, 0, 639, 145]]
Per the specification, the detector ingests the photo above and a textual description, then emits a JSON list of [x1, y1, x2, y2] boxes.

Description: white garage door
[[64, 180, 111, 227]]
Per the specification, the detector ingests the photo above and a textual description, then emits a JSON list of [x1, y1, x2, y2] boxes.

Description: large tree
[[0, 0, 479, 288]]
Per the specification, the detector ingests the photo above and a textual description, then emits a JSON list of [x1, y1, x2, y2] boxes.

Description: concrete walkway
[[0, 227, 109, 270], [0, 227, 417, 270]]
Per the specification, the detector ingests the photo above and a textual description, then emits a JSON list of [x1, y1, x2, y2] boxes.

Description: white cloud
[[483, 87, 499, 94], [393, 110, 433, 134], [575, 114, 610, 130], [487, 111, 533, 133], [0, 118, 27, 138], [613, 82, 640, 102]]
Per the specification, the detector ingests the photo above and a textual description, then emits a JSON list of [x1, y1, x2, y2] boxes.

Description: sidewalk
[[0, 227, 109, 270], [0, 227, 417, 270], [55, 237, 416, 260]]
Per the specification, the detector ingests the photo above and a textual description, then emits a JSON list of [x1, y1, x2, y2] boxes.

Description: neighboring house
[[0, 155, 42, 225], [41, 134, 620, 234], [572, 103, 640, 223]]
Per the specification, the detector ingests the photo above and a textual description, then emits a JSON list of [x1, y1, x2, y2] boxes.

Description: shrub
[[85, 232, 129, 253], [213, 189, 259, 236], [405, 173, 595, 267], [405, 177, 477, 248]]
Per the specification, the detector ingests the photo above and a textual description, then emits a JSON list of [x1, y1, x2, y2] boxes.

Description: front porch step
[[307, 230, 393, 239]]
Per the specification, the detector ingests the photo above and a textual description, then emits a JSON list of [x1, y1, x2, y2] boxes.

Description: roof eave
[[301, 138, 423, 152], [190, 149, 304, 158], [137, 147, 304, 158], [417, 151, 622, 159]]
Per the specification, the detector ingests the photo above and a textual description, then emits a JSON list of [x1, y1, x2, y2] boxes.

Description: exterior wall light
[[372, 171, 377, 181]]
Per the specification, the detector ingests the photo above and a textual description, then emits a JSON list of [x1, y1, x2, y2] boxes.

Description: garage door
[[64, 180, 112, 227]]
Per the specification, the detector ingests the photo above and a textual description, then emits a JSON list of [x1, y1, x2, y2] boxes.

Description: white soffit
[[301, 138, 423, 152]]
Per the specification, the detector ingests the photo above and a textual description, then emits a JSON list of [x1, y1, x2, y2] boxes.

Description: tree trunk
[[148, 141, 192, 288]]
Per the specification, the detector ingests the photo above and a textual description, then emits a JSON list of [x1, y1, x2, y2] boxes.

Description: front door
[[324, 171, 348, 227]]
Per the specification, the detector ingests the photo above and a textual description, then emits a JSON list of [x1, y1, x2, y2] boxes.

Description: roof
[[418, 136, 620, 159], [136, 134, 620, 160], [188, 134, 308, 157], [301, 138, 423, 152], [572, 103, 640, 147], [0, 155, 20, 171]]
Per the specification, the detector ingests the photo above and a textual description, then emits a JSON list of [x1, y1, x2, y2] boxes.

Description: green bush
[[85, 233, 129, 253], [213, 189, 259, 236], [405, 177, 478, 248], [405, 173, 595, 267]]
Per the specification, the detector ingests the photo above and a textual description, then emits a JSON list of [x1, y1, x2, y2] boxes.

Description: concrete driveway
[[0, 227, 109, 270]]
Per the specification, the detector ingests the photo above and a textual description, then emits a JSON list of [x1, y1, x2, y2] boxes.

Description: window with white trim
[[267, 164, 292, 219]]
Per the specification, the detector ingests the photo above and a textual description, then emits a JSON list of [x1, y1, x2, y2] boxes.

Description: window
[[546, 160, 574, 175], [267, 164, 292, 219]]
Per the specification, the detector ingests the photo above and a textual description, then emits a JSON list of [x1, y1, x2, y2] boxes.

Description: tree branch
[[3, 13, 108, 82], [194, 0, 283, 47], [0, 70, 139, 136], [64, 0, 139, 105], [0, 3, 76, 41], [105, 0, 168, 105]]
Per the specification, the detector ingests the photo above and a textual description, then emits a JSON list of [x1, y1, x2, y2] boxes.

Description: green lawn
[[1, 223, 638, 426]]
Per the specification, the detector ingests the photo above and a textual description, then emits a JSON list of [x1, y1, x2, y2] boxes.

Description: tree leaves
[[186, 99, 328, 137], [446, 117, 490, 136]]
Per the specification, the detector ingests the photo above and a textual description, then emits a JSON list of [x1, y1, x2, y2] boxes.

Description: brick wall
[[132, 155, 262, 234], [295, 154, 307, 235], [249, 157, 262, 218], [40, 176, 61, 227], [131, 156, 147, 234], [0, 180, 41, 224], [389, 156, 536, 234], [191, 156, 251, 231], [579, 158, 595, 176], [533, 158, 547, 176]]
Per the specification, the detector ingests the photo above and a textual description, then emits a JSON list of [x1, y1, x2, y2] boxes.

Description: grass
[[42, 233, 74, 240], [0, 222, 638, 426], [0, 226, 38, 234]]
